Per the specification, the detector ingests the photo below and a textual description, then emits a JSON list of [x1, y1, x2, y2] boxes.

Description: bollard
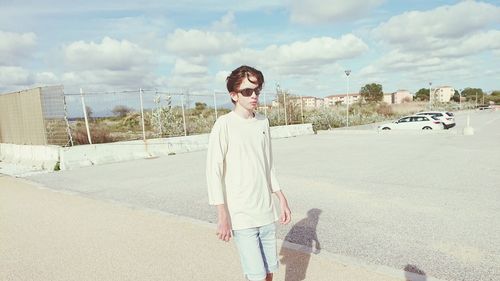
[[463, 114, 474, 135]]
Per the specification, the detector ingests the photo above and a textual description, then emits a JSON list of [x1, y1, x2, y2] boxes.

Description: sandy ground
[[0, 175, 415, 281]]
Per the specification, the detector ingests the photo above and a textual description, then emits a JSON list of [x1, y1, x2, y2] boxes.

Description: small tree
[[360, 83, 383, 102], [112, 105, 133, 117], [414, 88, 429, 101], [486, 90, 500, 104], [275, 89, 301, 124], [85, 106, 93, 119], [462, 87, 484, 102]]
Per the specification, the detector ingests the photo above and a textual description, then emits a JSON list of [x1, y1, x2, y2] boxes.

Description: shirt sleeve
[[206, 118, 228, 205], [267, 119, 281, 192]]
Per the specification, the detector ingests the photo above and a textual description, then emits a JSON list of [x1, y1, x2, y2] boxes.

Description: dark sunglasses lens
[[240, 88, 259, 97]]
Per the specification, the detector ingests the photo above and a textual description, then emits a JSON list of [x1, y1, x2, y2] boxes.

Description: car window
[[398, 117, 410, 123], [411, 116, 426, 122], [436, 113, 443, 117], [446, 112, 454, 116], [431, 116, 439, 120]]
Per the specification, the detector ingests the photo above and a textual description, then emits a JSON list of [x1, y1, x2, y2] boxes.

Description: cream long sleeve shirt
[[206, 111, 281, 230]]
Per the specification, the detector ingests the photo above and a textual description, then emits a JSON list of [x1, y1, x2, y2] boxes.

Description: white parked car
[[378, 115, 444, 130], [416, 111, 455, 129]]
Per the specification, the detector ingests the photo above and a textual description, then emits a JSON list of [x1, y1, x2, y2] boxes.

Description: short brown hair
[[226, 65, 264, 104]]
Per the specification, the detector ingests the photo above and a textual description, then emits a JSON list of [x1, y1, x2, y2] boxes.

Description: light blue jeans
[[233, 223, 279, 281]]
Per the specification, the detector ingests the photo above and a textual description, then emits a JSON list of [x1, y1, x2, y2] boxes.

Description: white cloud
[[59, 37, 158, 91], [215, 70, 230, 85], [290, 0, 384, 24], [434, 30, 500, 58], [61, 69, 157, 91], [363, 1, 500, 92], [172, 59, 208, 76], [0, 31, 37, 65], [164, 59, 213, 90], [221, 34, 368, 76], [63, 37, 153, 71], [212, 11, 236, 31], [374, 1, 500, 46], [166, 29, 243, 56], [0, 66, 32, 86], [35, 72, 59, 84]]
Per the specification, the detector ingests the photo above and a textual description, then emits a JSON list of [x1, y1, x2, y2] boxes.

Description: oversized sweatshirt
[[206, 111, 281, 230]]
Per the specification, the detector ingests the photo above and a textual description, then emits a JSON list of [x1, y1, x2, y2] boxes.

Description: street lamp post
[[459, 88, 462, 110], [276, 82, 285, 125], [429, 82, 432, 109], [345, 70, 351, 127]]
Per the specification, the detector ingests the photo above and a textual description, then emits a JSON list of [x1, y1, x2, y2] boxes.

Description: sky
[[0, 0, 499, 98]]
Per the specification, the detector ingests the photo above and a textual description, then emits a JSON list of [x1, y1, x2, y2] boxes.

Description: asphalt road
[[27, 110, 500, 281]]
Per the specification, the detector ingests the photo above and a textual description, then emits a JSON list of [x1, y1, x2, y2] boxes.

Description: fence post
[[80, 88, 92, 144], [139, 88, 146, 141], [300, 94, 304, 124], [62, 90, 74, 146], [263, 91, 268, 118], [284, 90, 288, 126], [181, 93, 187, 136], [156, 90, 163, 138], [213, 90, 218, 120]]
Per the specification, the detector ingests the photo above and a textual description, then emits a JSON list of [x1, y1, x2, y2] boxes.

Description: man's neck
[[233, 104, 254, 119]]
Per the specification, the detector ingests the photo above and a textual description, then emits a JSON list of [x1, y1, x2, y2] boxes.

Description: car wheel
[[422, 126, 432, 130], [382, 127, 391, 130]]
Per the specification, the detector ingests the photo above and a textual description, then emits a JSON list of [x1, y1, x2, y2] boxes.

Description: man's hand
[[216, 204, 232, 242], [279, 201, 291, 225], [275, 191, 291, 225], [217, 218, 232, 242]]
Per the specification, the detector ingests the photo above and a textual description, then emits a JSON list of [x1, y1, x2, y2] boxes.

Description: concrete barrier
[[2, 123, 314, 171], [270, 123, 314, 138], [0, 143, 60, 170]]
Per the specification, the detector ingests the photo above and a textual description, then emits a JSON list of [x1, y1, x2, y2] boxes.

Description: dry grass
[[390, 102, 427, 116], [72, 124, 115, 144]]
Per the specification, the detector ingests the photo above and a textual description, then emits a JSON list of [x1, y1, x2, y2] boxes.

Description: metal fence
[[65, 88, 304, 145], [0, 85, 69, 145], [7, 85, 469, 147], [1, 85, 312, 146]]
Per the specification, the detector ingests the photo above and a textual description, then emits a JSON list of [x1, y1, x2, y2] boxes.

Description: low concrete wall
[[2, 123, 314, 171], [270, 123, 315, 138], [0, 143, 60, 170], [59, 134, 211, 170]]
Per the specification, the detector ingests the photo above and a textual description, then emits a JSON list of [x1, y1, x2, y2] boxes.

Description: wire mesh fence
[[65, 89, 289, 145], [2, 85, 476, 147]]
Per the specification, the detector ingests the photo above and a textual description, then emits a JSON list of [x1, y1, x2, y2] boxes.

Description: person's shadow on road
[[279, 208, 322, 281]]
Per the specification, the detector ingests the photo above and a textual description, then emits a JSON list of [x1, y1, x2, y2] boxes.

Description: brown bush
[[72, 125, 114, 144], [376, 103, 394, 116]]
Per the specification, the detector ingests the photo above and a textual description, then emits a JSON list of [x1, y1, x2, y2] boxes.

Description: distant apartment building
[[324, 93, 360, 106], [383, 90, 413, 104], [431, 86, 454, 102], [280, 96, 325, 109], [301, 96, 318, 108], [272, 89, 414, 110]]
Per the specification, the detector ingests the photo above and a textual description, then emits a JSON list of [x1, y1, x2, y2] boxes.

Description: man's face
[[231, 74, 260, 110]]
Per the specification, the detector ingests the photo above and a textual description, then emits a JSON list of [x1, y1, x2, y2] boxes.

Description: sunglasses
[[237, 88, 261, 97]]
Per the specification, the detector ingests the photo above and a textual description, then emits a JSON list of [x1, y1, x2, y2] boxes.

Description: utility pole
[[429, 82, 432, 109], [345, 70, 351, 127]]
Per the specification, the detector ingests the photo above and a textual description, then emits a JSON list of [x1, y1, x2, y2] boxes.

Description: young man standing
[[206, 65, 291, 281]]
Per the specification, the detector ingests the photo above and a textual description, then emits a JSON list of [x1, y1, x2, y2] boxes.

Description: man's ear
[[230, 92, 238, 103]]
